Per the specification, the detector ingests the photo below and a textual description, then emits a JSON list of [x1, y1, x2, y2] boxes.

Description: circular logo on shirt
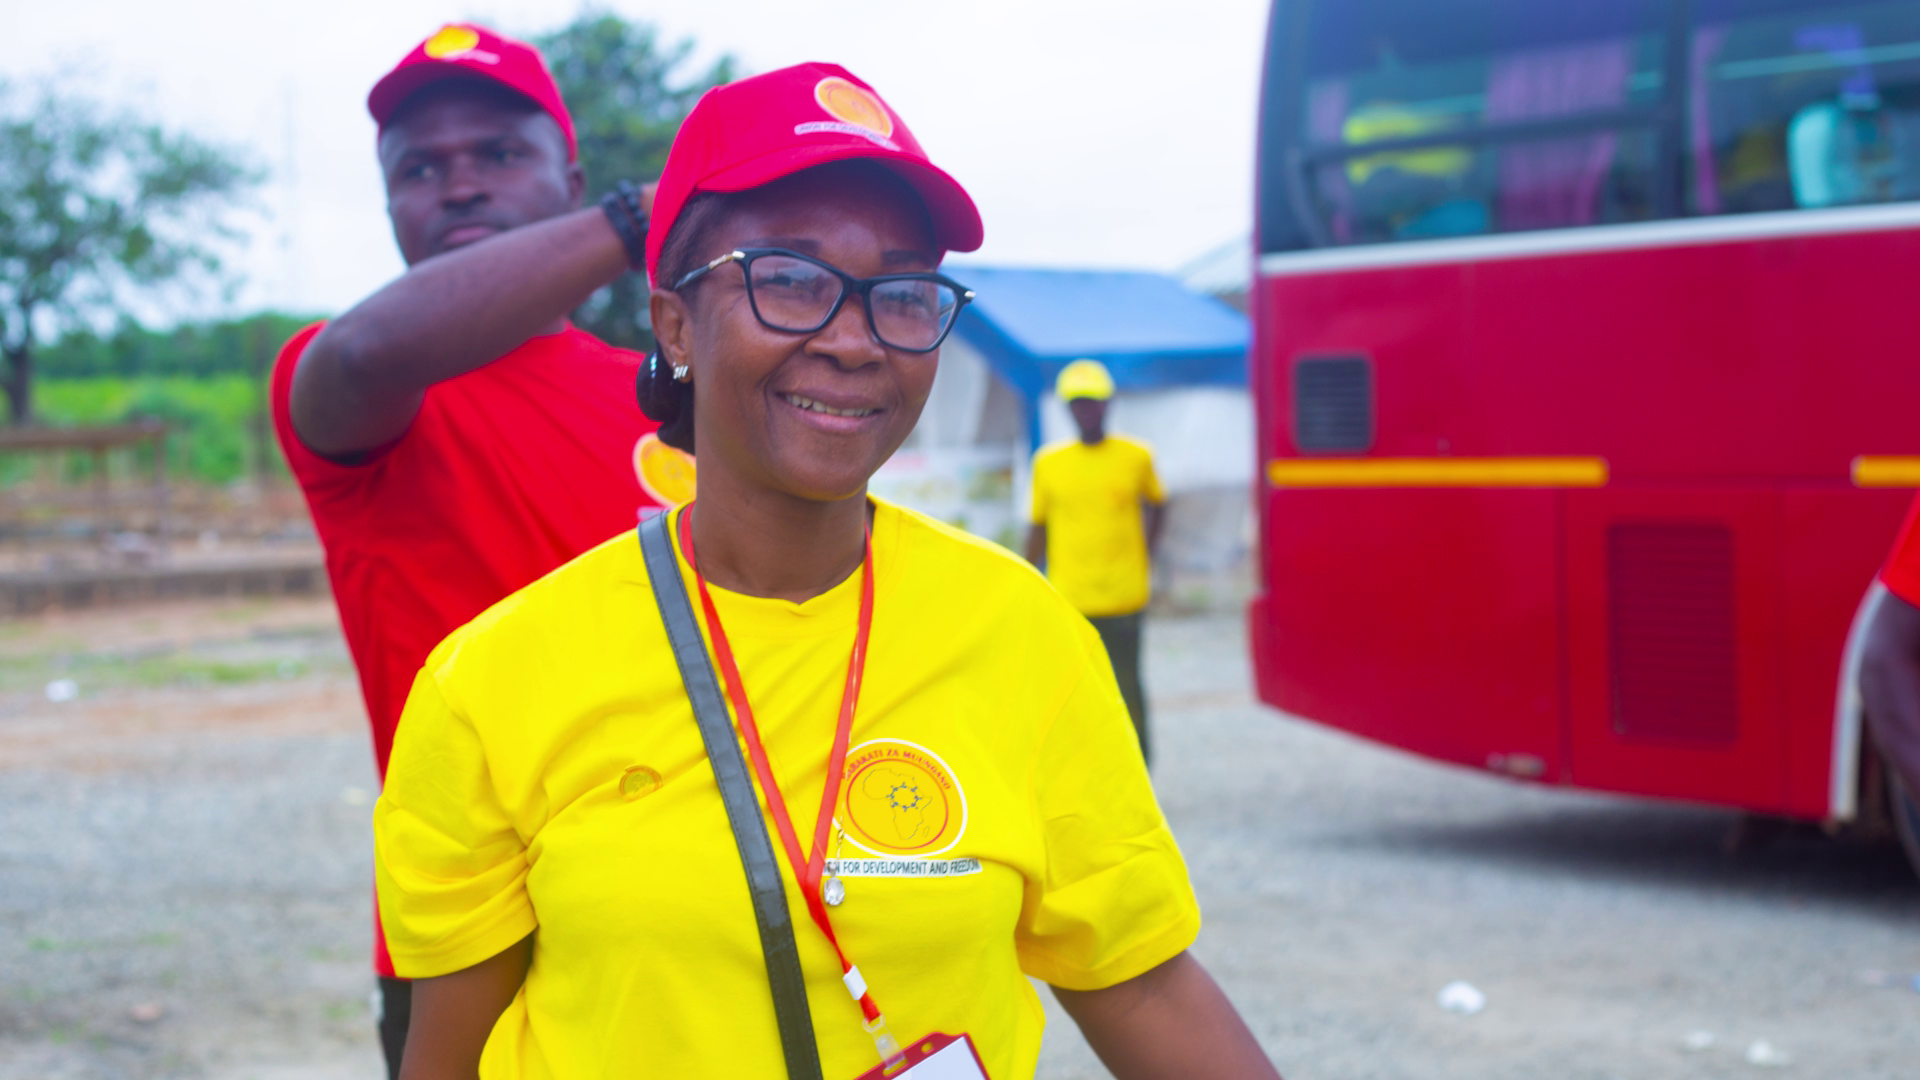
[[815, 77, 894, 138], [836, 739, 966, 856]]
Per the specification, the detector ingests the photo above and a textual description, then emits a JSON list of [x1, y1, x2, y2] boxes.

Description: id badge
[[851, 1033, 990, 1080]]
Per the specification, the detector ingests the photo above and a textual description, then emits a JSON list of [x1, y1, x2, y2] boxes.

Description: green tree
[[0, 80, 257, 424], [39, 312, 316, 379], [535, 12, 736, 352]]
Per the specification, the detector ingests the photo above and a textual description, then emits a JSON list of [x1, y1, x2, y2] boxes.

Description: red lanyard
[[678, 507, 906, 1070]]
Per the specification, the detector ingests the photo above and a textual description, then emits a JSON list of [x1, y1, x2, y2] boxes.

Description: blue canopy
[[944, 266, 1249, 446]]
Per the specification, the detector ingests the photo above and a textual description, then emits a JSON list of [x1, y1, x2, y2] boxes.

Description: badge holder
[[852, 1033, 991, 1080]]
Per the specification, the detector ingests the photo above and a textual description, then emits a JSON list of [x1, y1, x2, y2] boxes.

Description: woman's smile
[[776, 389, 886, 429]]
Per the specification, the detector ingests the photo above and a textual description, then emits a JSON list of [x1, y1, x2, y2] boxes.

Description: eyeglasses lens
[[870, 279, 959, 351], [747, 255, 842, 331], [747, 254, 959, 351]]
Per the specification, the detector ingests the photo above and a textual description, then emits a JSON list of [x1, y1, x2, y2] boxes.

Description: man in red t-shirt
[[1861, 496, 1920, 809], [270, 24, 665, 1075]]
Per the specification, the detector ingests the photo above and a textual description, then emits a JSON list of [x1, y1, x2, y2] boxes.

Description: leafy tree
[[535, 12, 736, 352], [39, 312, 317, 379], [0, 80, 258, 424]]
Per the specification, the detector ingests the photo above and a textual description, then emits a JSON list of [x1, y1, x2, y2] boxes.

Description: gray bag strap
[[638, 511, 824, 1080]]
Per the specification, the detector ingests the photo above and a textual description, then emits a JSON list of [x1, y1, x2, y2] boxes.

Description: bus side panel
[[1779, 489, 1915, 819], [1464, 231, 1920, 483], [1564, 488, 1786, 812], [1263, 264, 1470, 459], [1254, 264, 1560, 775], [1252, 229, 1920, 816], [1259, 487, 1562, 776]]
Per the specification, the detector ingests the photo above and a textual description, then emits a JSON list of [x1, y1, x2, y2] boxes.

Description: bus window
[[1691, 0, 1920, 214], [1291, 0, 1673, 246]]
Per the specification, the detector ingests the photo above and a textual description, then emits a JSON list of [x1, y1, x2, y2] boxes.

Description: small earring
[[672, 364, 691, 383]]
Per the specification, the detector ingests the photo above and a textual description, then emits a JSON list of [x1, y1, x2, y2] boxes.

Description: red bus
[[1248, 0, 1920, 846]]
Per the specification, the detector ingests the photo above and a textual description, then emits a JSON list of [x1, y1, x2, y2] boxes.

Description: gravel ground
[[2, 599, 1917, 1078], [0, 599, 381, 1080]]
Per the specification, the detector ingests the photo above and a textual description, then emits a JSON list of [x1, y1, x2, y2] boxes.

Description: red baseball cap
[[647, 62, 983, 286], [368, 24, 577, 161]]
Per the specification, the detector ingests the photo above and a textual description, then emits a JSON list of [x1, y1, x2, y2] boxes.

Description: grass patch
[[28, 931, 179, 953], [10, 375, 285, 487], [4, 649, 342, 695], [213, 601, 276, 623]]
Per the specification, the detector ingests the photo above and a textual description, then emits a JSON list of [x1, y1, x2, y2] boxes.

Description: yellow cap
[[1055, 359, 1114, 402]]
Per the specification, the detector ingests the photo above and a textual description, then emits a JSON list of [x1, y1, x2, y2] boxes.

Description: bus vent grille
[[1606, 524, 1740, 744], [1292, 356, 1374, 454]]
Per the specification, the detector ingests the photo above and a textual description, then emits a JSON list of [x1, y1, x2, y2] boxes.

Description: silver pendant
[[823, 876, 846, 907]]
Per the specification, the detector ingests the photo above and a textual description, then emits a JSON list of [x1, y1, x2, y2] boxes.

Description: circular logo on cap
[[815, 77, 894, 138], [424, 25, 482, 59], [837, 739, 966, 856]]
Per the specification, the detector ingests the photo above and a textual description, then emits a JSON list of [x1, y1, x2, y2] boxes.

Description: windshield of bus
[[1262, 0, 1920, 250]]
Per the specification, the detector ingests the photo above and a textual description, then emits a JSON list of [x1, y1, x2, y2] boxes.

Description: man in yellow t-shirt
[[1024, 360, 1167, 763]]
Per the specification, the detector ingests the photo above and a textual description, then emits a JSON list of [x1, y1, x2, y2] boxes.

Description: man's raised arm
[[292, 206, 631, 458]]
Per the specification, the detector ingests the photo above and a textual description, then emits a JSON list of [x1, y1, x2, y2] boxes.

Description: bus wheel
[[1892, 775, 1920, 883]]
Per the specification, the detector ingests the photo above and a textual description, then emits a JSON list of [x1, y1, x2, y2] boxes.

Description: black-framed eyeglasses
[[673, 247, 975, 354]]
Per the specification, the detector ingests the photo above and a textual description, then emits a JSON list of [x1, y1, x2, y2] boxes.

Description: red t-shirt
[[1882, 494, 1920, 606], [272, 324, 659, 973]]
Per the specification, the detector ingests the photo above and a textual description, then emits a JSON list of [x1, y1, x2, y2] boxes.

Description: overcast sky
[[14, 0, 1268, 322]]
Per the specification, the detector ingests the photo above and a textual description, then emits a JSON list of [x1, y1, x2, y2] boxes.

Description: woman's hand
[[1052, 951, 1281, 1080], [398, 934, 534, 1080]]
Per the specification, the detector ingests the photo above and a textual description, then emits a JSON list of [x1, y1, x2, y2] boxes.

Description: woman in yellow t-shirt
[[375, 62, 1282, 1080]]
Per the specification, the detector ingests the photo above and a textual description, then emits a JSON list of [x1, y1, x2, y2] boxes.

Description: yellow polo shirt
[[1030, 436, 1166, 617], [374, 499, 1199, 1079]]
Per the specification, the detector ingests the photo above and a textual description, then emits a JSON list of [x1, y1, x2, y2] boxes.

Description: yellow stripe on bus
[[1267, 457, 1610, 488], [1852, 456, 1920, 488]]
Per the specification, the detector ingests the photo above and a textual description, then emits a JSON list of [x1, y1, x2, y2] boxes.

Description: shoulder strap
[[638, 511, 824, 1080]]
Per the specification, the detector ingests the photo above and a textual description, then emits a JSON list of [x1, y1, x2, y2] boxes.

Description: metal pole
[[152, 428, 170, 553], [92, 446, 108, 537]]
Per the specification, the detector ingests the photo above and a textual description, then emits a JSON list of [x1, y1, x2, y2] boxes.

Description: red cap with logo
[[368, 24, 577, 161], [647, 62, 983, 286]]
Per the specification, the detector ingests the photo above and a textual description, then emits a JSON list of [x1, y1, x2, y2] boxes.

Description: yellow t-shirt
[[374, 499, 1199, 1079], [1029, 436, 1166, 617]]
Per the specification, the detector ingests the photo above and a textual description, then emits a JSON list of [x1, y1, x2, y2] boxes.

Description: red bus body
[[1249, 0, 1920, 823]]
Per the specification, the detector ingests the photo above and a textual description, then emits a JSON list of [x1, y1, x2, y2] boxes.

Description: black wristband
[[599, 180, 650, 272]]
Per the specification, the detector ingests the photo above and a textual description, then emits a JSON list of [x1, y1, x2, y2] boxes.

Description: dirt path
[[2, 600, 1916, 1078]]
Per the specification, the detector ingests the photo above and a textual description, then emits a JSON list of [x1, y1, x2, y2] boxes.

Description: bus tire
[[1892, 774, 1920, 883]]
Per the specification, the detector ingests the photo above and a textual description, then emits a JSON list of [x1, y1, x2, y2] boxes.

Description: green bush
[[37, 314, 319, 378], [8, 312, 318, 489], [26, 376, 278, 486]]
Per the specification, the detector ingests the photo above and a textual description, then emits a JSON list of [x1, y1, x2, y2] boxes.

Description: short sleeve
[[1883, 494, 1920, 608], [1139, 444, 1166, 505], [270, 321, 397, 495], [374, 664, 537, 978], [1029, 454, 1052, 525], [1015, 621, 1200, 990]]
